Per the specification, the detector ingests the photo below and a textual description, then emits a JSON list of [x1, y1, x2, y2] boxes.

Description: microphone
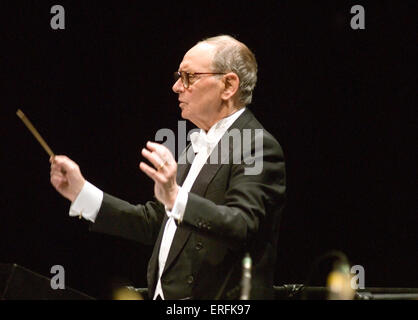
[[240, 253, 252, 300]]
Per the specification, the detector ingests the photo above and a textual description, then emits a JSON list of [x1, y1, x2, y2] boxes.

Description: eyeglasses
[[174, 71, 226, 88]]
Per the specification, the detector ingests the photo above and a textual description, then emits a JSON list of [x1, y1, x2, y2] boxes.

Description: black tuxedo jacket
[[91, 109, 286, 299]]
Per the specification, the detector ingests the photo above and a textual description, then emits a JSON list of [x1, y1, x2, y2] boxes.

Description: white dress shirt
[[69, 107, 246, 299]]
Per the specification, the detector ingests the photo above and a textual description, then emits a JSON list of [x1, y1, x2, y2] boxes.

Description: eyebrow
[[178, 66, 189, 72], [178, 62, 191, 71]]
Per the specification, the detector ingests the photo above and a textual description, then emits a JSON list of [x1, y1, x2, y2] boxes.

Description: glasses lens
[[181, 72, 189, 88], [174, 71, 188, 88]]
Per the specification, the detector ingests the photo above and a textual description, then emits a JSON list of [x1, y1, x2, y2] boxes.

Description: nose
[[172, 77, 184, 94]]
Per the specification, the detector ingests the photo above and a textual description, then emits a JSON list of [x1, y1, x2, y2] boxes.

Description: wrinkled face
[[172, 42, 224, 130]]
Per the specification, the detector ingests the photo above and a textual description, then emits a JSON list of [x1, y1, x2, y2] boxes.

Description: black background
[[1, 1, 416, 299]]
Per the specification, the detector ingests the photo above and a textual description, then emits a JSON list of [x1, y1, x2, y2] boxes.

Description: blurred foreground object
[[327, 260, 355, 300], [113, 286, 143, 300], [240, 253, 252, 300]]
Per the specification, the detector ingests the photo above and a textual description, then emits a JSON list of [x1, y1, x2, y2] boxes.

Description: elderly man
[[50, 35, 286, 300]]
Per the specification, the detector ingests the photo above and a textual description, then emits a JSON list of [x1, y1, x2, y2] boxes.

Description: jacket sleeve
[[90, 193, 165, 245]]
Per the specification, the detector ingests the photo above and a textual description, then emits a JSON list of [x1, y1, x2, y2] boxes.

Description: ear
[[221, 72, 240, 101]]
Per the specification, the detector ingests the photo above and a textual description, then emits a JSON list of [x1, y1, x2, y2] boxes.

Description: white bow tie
[[190, 131, 217, 154]]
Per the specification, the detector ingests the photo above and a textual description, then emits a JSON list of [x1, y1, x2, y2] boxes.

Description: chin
[[180, 109, 189, 120]]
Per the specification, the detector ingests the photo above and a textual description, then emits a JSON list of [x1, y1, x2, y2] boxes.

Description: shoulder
[[239, 108, 284, 159]]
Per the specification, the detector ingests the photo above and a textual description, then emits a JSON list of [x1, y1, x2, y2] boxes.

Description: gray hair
[[199, 35, 258, 107]]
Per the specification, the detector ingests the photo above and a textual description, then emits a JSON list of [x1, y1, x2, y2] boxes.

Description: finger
[[52, 155, 72, 165], [52, 155, 73, 172], [146, 141, 161, 152], [51, 162, 67, 175], [51, 172, 66, 181], [51, 174, 68, 187], [139, 162, 167, 184], [51, 155, 66, 164], [141, 148, 166, 171], [139, 161, 166, 182], [50, 170, 65, 179], [51, 162, 63, 171], [146, 141, 173, 162]]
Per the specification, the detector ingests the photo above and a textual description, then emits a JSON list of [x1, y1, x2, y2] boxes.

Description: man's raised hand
[[139, 141, 179, 210]]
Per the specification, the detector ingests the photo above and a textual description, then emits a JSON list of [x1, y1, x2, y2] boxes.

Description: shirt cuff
[[165, 186, 188, 223], [69, 181, 103, 223]]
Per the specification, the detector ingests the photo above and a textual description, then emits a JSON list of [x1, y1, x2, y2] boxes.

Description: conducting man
[[50, 35, 286, 300]]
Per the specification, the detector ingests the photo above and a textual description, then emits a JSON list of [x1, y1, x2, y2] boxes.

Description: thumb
[[53, 155, 77, 174]]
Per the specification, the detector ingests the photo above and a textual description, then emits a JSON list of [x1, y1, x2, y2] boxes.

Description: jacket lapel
[[187, 108, 254, 197]]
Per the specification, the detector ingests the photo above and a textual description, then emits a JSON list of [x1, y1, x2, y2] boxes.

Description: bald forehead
[[179, 42, 217, 71]]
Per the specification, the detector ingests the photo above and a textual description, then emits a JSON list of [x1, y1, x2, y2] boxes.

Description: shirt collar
[[202, 107, 246, 143]]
